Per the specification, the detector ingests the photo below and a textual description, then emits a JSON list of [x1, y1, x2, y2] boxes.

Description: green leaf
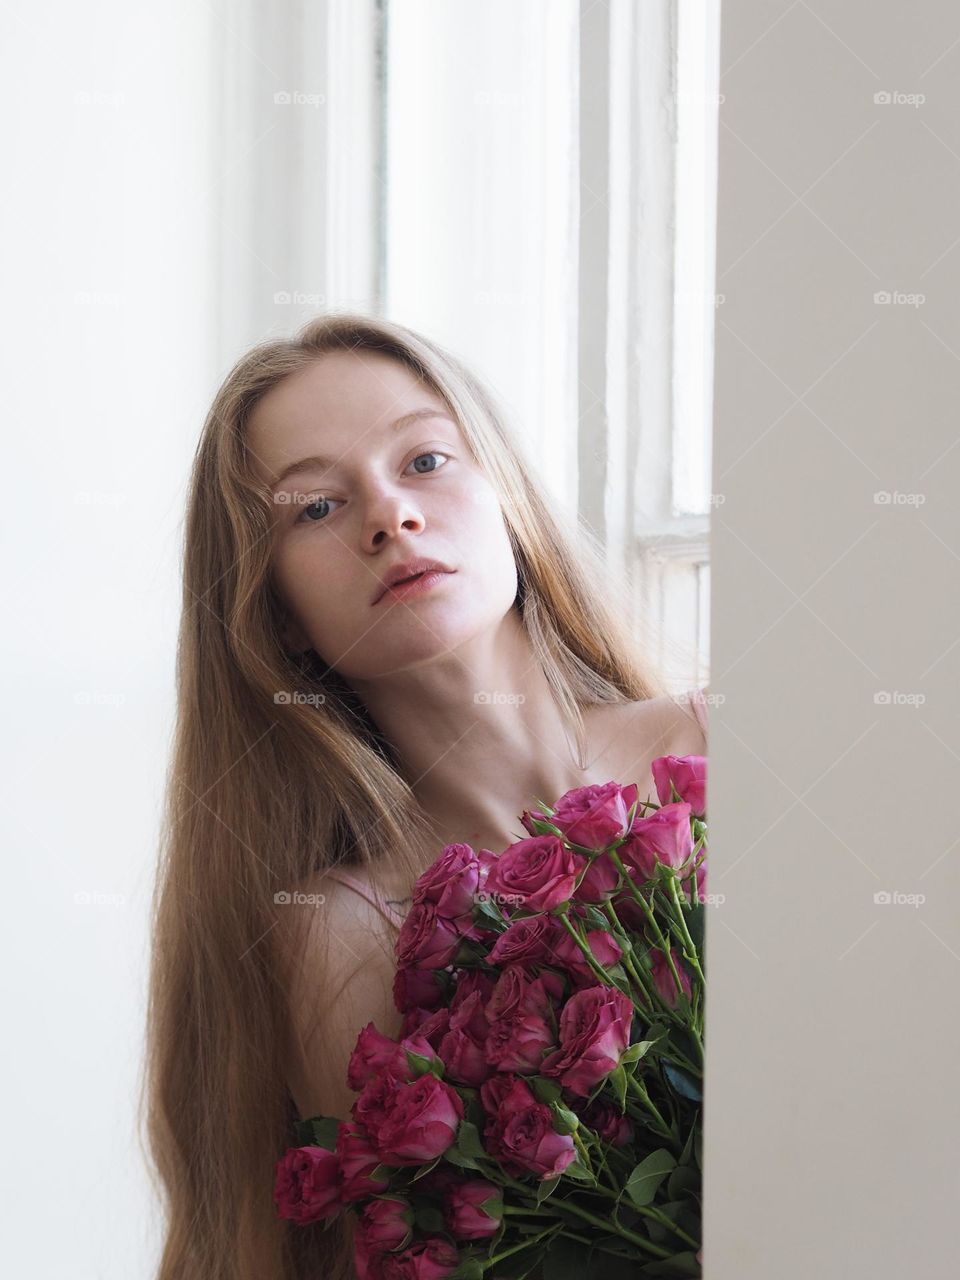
[[561, 1158, 597, 1183], [644, 1199, 701, 1246], [579, 903, 610, 930], [443, 1146, 482, 1171], [625, 1149, 677, 1207], [448, 1258, 485, 1280], [677, 1118, 699, 1168], [621, 1033, 665, 1067], [292, 1114, 340, 1151], [608, 1063, 627, 1110], [662, 1062, 702, 1102], [456, 1120, 486, 1158], [474, 894, 511, 929], [531, 1076, 562, 1104], [536, 1174, 562, 1202], [667, 1164, 702, 1202], [637, 1250, 701, 1277]]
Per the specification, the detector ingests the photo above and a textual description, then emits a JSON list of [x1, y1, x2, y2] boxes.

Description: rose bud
[[444, 1179, 503, 1240], [651, 754, 706, 819]]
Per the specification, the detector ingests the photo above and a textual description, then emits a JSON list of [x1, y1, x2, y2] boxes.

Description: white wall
[[705, 2, 960, 1276], [0, 4, 217, 1274]]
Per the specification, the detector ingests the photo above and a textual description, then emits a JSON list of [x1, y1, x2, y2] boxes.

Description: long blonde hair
[[140, 311, 676, 1279]]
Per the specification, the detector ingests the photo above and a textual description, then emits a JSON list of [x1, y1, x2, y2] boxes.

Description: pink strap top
[[324, 688, 708, 922], [685, 684, 710, 737], [322, 867, 408, 928]]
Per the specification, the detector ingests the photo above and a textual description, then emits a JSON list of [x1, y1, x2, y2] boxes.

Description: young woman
[[142, 312, 708, 1280]]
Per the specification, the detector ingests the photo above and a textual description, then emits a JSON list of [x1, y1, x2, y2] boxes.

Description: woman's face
[[246, 350, 519, 680]]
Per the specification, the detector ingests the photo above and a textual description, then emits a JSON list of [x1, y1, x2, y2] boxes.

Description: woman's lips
[[374, 569, 456, 606]]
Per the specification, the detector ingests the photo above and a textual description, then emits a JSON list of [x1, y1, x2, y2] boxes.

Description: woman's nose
[[360, 489, 426, 550]]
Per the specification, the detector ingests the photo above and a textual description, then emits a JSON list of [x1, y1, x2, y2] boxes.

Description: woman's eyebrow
[[268, 408, 453, 491]]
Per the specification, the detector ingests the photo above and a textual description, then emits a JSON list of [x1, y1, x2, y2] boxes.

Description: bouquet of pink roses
[[275, 751, 707, 1279]]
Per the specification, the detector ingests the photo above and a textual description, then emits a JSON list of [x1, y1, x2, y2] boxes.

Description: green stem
[[480, 1222, 563, 1270], [608, 852, 687, 1000], [626, 1074, 677, 1146], [555, 911, 627, 992], [665, 874, 706, 986]]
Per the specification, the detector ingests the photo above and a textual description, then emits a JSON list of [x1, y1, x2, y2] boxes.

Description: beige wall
[[705, 3, 960, 1275]]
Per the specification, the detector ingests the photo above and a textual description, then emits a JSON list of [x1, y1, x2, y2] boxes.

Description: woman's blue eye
[[295, 451, 448, 524]]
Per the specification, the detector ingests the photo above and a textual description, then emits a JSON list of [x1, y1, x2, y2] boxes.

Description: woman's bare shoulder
[[276, 870, 403, 1121]]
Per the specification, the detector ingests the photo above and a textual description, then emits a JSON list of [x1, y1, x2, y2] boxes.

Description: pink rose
[[396, 902, 462, 970], [488, 915, 553, 967], [439, 1022, 491, 1086], [575, 1097, 634, 1146], [485, 998, 556, 1074], [650, 946, 693, 1007], [379, 1237, 459, 1280], [540, 985, 634, 1097], [358, 1195, 414, 1253], [273, 1144, 342, 1225], [438, 990, 493, 1082], [450, 970, 497, 1019], [575, 854, 622, 902], [400, 1005, 451, 1049], [374, 1073, 464, 1165], [651, 754, 707, 819], [335, 1121, 390, 1201], [549, 782, 638, 850], [619, 802, 694, 882], [394, 967, 447, 1013], [482, 1075, 576, 1179], [347, 1022, 438, 1091], [351, 1069, 404, 1147], [413, 843, 481, 917], [485, 837, 587, 913], [444, 1178, 503, 1240], [550, 926, 623, 990], [487, 965, 554, 1022]]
